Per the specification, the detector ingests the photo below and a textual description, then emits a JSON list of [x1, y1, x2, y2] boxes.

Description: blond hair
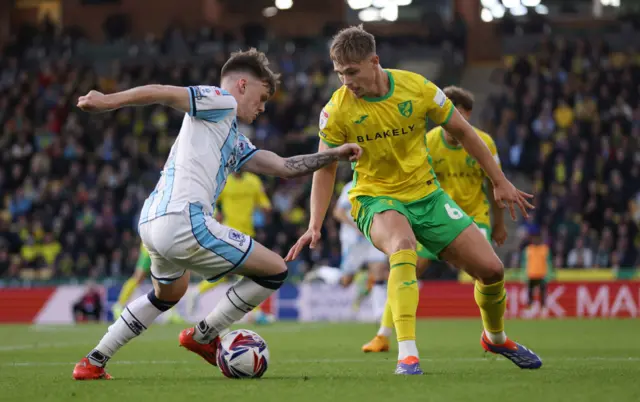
[[329, 25, 376, 65]]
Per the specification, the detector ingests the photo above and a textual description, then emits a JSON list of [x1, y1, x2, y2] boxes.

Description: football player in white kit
[[72, 49, 362, 380], [333, 181, 388, 319]]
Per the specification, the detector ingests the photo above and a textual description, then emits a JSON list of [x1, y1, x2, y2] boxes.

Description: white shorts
[[340, 239, 387, 275], [139, 203, 254, 284]]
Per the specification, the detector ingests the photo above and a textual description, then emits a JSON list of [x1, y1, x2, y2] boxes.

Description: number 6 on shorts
[[445, 203, 464, 220]]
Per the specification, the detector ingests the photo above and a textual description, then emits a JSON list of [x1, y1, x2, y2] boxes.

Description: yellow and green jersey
[[425, 126, 500, 227], [319, 69, 455, 210], [217, 172, 271, 238]]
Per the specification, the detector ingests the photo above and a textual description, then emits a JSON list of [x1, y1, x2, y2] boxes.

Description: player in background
[[362, 86, 508, 352], [521, 228, 554, 317], [111, 244, 184, 324], [286, 26, 541, 374], [333, 180, 388, 319], [186, 171, 274, 324], [72, 48, 361, 380]]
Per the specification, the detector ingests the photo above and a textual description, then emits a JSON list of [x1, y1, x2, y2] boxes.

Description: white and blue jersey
[[337, 181, 364, 249], [139, 85, 257, 225], [337, 181, 387, 274], [137, 85, 258, 283]]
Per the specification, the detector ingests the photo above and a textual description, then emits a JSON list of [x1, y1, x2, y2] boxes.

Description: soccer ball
[[216, 329, 269, 379]]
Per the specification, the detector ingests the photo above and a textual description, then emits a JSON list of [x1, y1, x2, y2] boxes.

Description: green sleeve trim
[[320, 138, 341, 148], [440, 105, 455, 126]]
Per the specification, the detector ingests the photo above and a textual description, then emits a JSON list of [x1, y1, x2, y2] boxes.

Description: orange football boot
[[72, 357, 112, 380], [362, 335, 390, 353], [179, 327, 221, 366]]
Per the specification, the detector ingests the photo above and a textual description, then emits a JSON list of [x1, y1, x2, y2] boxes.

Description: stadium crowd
[[1, 19, 637, 283], [0, 20, 370, 282], [484, 36, 640, 270]]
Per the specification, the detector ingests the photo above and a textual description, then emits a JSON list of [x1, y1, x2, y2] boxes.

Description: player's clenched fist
[[77, 90, 112, 113], [332, 143, 363, 162]]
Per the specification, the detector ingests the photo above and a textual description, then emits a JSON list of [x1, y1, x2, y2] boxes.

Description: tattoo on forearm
[[283, 152, 337, 177]]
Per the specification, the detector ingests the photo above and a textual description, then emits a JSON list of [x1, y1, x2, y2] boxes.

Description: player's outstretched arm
[[442, 109, 534, 220], [284, 141, 342, 261], [241, 143, 361, 179], [77, 85, 191, 114]]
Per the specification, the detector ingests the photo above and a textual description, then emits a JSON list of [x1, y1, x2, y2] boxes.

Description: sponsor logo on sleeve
[[193, 86, 203, 99], [434, 88, 446, 108], [228, 229, 246, 247], [319, 109, 329, 130]]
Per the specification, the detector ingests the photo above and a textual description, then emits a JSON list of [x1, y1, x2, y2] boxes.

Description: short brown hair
[[443, 86, 474, 111], [330, 24, 376, 65], [221, 48, 280, 96]]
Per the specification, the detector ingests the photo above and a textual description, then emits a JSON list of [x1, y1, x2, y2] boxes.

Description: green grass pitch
[[1, 320, 639, 402]]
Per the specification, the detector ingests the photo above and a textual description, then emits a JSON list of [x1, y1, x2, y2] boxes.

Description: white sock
[[371, 282, 387, 320], [398, 340, 419, 360], [485, 330, 507, 344], [194, 276, 279, 344], [377, 326, 393, 337], [88, 292, 174, 367]]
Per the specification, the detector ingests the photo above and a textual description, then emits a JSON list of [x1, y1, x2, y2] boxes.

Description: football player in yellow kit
[[286, 26, 541, 374], [363, 86, 509, 353]]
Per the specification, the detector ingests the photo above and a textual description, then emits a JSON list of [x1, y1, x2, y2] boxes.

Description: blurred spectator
[[487, 36, 640, 270], [0, 22, 374, 280], [567, 238, 594, 268], [553, 99, 574, 129], [72, 283, 103, 322]]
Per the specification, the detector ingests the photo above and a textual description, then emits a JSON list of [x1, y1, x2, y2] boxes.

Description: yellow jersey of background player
[[217, 172, 271, 238], [427, 126, 497, 238]]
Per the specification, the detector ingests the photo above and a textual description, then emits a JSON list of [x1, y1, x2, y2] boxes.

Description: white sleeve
[[234, 134, 259, 172], [337, 184, 352, 211], [187, 86, 237, 122]]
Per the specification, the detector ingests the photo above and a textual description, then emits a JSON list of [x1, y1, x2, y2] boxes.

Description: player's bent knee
[[476, 258, 505, 284], [147, 290, 179, 311], [152, 274, 189, 301], [391, 236, 416, 254], [248, 269, 288, 290]]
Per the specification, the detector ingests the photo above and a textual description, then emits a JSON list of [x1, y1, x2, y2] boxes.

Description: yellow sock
[[197, 277, 227, 295], [474, 280, 507, 333], [380, 300, 394, 330], [387, 249, 419, 342], [117, 278, 139, 306]]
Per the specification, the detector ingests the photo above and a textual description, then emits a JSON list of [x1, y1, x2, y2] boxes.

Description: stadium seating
[[485, 37, 640, 270], [0, 22, 393, 281], [1, 19, 638, 283]]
